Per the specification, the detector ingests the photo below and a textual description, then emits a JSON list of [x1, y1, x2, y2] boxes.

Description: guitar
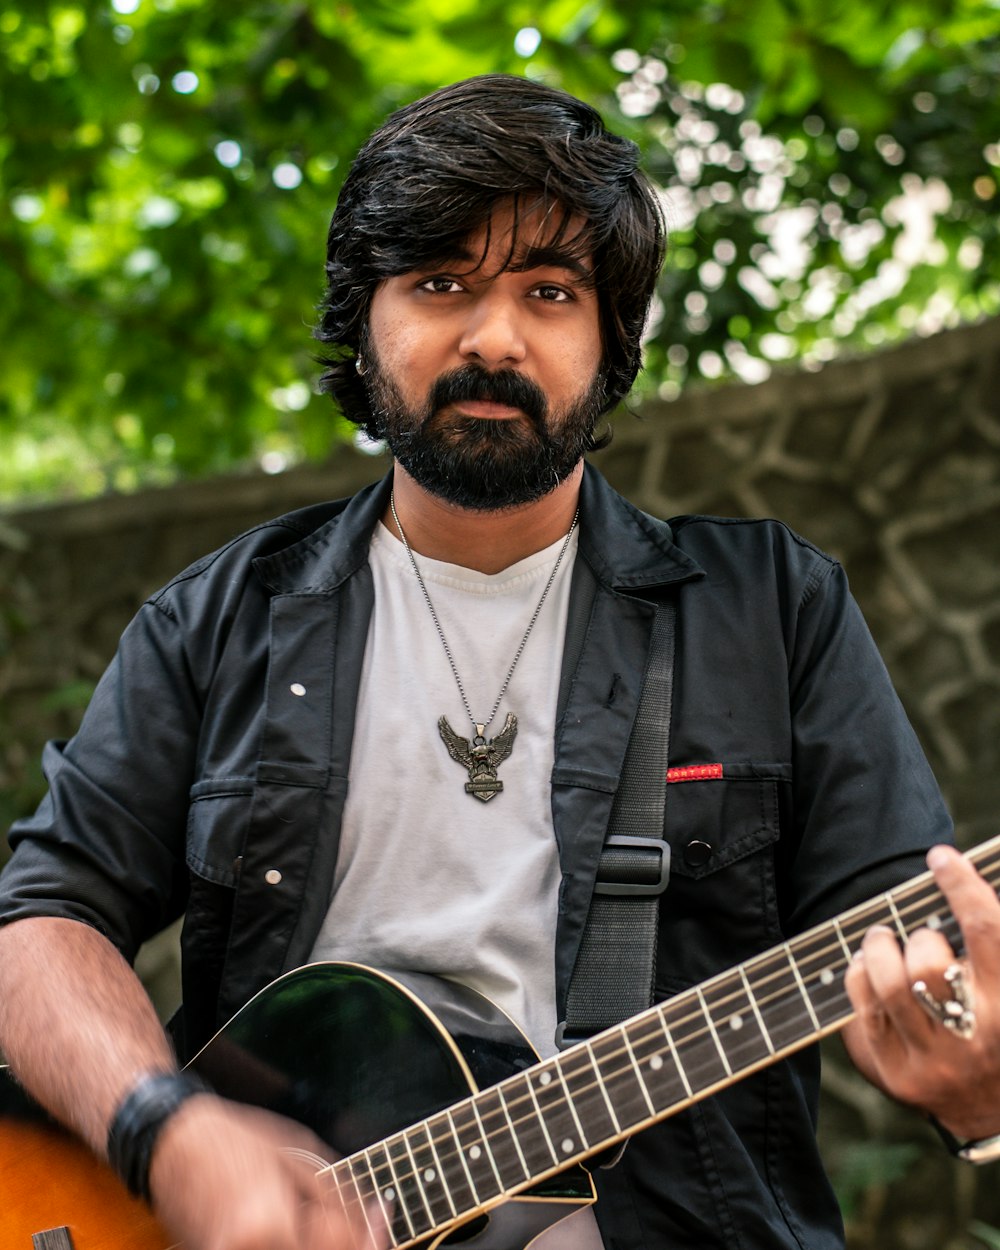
[[4, 835, 998, 1250]]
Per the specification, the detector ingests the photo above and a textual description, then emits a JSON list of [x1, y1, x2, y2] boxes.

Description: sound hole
[[441, 1213, 489, 1243]]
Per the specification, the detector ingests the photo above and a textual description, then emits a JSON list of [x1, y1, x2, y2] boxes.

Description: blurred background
[[2, 2, 1000, 1245]]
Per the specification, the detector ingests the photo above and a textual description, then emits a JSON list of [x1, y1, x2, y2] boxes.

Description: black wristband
[[106, 1071, 209, 1202]]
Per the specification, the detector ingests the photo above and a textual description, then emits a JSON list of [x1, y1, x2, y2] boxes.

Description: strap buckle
[[592, 835, 670, 897]]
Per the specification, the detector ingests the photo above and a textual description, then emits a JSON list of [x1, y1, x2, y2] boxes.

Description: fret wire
[[409, 900, 911, 1178], [659, 1015, 693, 1097], [416, 1120, 458, 1221], [400, 1131, 435, 1227], [444, 1107, 483, 1206], [407, 1120, 455, 1225], [621, 1026, 656, 1116], [524, 1075, 560, 1166], [559, 871, 946, 1118], [333, 843, 1000, 1214], [469, 851, 999, 1174], [529, 1063, 590, 1158], [700, 976, 773, 1065], [887, 893, 910, 942], [450, 1099, 504, 1204], [584, 1038, 622, 1132], [695, 985, 733, 1076], [495, 1083, 531, 1179], [470, 1094, 510, 1191], [784, 941, 821, 1032], [588, 1029, 655, 1129], [739, 966, 775, 1055], [383, 1140, 420, 1242], [433, 1090, 525, 1192], [329, 1157, 383, 1250], [557, 1046, 618, 1144], [551, 1059, 591, 1151], [360, 1145, 398, 1242], [831, 916, 854, 963]]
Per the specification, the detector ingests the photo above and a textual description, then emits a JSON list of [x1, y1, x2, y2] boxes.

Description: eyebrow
[[420, 244, 595, 285], [509, 246, 595, 283]]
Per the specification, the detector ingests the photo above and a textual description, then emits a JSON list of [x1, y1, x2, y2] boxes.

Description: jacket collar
[[253, 473, 394, 594], [253, 461, 704, 595], [576, 462, 703, 593]]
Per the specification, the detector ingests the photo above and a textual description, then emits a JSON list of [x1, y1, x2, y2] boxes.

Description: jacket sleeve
[[779, 555, 953, 932]]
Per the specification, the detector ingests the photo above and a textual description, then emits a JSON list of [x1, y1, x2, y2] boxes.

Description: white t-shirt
[[309, 521, 578, 1058]]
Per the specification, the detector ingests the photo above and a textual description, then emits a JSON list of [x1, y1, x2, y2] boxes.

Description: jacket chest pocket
[[656, 765, 787, 996], [186, 778, 254, 888], [182, 773, 328, 1037]]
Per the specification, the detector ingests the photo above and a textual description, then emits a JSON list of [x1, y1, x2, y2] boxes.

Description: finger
[[928, 845, 1000, 977], [844, 937, 901, 1051], [364, 1197, 390, 1249], [903, 925, 964, 998], [311, 1178, 386, 1250], [855, 924, 938, 1048]]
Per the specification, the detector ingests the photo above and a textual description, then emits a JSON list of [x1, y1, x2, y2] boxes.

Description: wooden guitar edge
[[0, 1114, 169, 1250]]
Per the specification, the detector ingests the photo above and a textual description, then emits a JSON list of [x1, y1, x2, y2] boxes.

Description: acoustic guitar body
[[1, 963, 594, 1249], [0, 1081, 168, 1248]]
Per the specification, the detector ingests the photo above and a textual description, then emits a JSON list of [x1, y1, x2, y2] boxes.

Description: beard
[[360, 351, 606, 511]]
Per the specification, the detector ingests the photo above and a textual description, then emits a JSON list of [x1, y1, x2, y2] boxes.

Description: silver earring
[[355, 355, 366, 376]]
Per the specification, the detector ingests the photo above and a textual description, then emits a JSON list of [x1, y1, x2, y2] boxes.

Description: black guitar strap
[[559, 598, 675, 1045]]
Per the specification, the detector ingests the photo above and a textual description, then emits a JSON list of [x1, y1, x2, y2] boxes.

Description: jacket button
[[264, 868, 283, 885], [683, 840, 713, 868], [290, 683, 306, 697]]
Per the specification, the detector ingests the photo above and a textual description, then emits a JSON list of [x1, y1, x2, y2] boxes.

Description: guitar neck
[[329, 835, 1000, 1248]]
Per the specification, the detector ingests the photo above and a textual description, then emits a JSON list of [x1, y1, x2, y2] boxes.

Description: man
[[2, 74, 1000, 1250]]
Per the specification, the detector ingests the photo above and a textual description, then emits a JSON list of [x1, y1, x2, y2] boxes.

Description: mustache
[[428, 365, 547, 426]]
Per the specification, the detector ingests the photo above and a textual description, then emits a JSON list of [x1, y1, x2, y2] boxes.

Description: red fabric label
[[667, 764, 724, 783]]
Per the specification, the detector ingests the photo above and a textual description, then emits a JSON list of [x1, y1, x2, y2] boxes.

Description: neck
[[384, 462, 584, 574]]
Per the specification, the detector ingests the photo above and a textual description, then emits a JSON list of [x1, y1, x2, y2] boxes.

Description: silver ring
[[911, 961, 976, 1040]]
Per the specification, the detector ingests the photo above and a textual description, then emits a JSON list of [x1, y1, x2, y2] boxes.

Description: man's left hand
[[843, 844, 1000, 1142]]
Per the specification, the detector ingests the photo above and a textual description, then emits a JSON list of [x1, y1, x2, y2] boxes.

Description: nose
[[457, 292, 527, 368]]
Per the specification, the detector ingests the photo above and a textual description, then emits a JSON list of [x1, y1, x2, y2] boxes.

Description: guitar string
[[325, 844, 1000, 1228], [329, 895, 967, 1243], [327, 851, 996, 1233], [299, 859, 948, 1247], [331, 872, 968, 1234]]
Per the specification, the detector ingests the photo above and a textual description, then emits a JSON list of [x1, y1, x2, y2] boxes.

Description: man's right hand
[[148, 1094, 386, 1250]]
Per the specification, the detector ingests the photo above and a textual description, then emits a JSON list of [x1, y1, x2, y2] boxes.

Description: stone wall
[[2, 314, 1000, 1247]]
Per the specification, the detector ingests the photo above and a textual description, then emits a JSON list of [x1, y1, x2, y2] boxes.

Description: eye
[[531, 283, 572, 302], [418, 276, 464, 294]]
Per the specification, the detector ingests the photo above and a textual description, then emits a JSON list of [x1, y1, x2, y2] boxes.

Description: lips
[[450, 400, 525, 420], [430, 364, 546, 426]]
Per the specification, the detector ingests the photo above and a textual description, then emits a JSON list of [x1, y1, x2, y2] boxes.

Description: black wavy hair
[[315, 74, 666, 433]]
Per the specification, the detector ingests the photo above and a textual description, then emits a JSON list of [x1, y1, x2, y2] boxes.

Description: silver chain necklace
[[390, 489, 579, 802]]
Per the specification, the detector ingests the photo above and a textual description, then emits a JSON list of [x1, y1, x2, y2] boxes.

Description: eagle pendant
[[438, 713, 518, 802]]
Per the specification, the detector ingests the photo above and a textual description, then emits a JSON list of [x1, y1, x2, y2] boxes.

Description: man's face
[[361, 202, 605, 511]]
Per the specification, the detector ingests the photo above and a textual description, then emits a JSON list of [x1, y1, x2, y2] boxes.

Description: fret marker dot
[[469, 1145, 482, 1161], [820, 969, 835, 986], [424, 1168, 436, 1183], [729, 1013, 743, 1031], [561, 1138, 575, 1154], [928, 914, 942, 930], [649, 1054, 663, 1071], [538, 1071, 552, 1086], [383, 1187, 395, 1202]]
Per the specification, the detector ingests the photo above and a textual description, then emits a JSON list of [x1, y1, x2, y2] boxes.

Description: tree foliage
[[2, 0, 998, 500]]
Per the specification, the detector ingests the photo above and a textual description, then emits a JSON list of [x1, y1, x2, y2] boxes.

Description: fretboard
[[327, 834, 1000, 1248]]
